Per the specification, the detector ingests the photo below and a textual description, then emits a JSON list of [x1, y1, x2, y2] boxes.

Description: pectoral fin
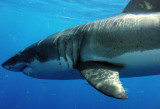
[[78, 62, 128, 99]]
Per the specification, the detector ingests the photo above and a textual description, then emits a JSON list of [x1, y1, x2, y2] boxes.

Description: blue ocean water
[[0, 0, 160, 109]]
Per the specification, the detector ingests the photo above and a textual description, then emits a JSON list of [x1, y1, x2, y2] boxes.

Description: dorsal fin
[[122, 0, 160, 13]]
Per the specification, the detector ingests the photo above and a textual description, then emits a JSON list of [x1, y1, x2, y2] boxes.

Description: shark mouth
[[20, 65, 28, 72]]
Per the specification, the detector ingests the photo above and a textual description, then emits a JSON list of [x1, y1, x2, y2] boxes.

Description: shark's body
[[2, 0, 160, 99]]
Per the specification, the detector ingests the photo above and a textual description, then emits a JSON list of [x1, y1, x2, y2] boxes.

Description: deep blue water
[[0, 0, 160, 109]]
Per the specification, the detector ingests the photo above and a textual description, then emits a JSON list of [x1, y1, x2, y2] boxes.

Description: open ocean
[[0, 0, 160, 109]]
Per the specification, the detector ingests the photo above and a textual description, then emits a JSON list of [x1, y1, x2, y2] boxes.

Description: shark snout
[[2, 62, 9, 70], [1, 60, 13, 70], [2, 62, 11, 70], [1, 59, 28, 72]]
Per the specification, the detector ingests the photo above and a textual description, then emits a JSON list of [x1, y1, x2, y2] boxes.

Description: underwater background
[[0, 0, 160, 109]]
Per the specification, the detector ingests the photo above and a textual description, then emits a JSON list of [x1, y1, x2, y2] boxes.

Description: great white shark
[[2, 0, 160, 99]]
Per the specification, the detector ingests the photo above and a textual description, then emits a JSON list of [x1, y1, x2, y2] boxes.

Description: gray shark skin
[[2, 0, 160, 99]]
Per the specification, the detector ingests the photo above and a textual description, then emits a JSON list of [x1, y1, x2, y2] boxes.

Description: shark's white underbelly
[[82, 49, 160, 68], [22, 56, 82, 80], [107, 49, 160, 68]]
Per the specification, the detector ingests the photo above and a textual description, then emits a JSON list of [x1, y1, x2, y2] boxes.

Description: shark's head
[[1, 51, 30, 72], [1, 40, 68, 80], [1, 39, 56, 73]]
